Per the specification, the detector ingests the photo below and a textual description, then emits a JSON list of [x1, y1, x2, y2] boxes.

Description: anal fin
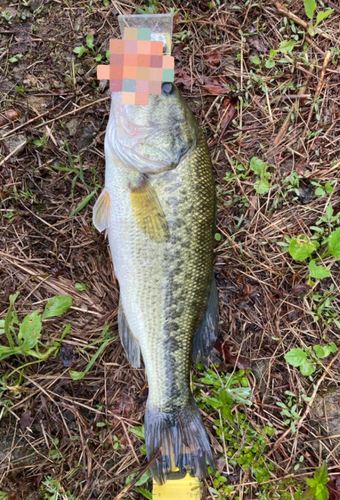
[[191, 274, 219, 364], [118, 300, 141, 368]]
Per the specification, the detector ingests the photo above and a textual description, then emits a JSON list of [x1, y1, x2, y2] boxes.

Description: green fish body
[[93, 83, 218, 484]]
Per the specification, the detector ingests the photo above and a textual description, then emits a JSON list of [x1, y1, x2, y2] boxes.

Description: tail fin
[[145, 397, 215, 485]]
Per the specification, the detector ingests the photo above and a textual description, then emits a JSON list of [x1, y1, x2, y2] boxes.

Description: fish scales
[[107, 129, 214, 410]]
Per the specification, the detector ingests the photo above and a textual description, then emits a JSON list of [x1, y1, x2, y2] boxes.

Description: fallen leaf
[[295, 163, 307, 176], [219, 97, 237, 139], [20, 411, 33, 431], [0, 108, 19, 127], [8, 491, 20, 500], [287, 306, 301, 321], [290, 283, 311, 297], [109, 394, 136, 420], [175, 68, 193, 89], [236, 274, 243, 285], [216, 458, 226, 473], [328, 474, 340, 500], [60, 344, 75, 368], [203, 52, 222, 66], [240, 283, 258, 299], [249, 36, 268, 53], [203, 76, 229, 95], [269, 289, 283, 301], [215, 340, 252, 370]]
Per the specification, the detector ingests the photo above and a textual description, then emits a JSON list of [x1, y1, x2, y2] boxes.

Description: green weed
[[50, 140, 100, 216], [127, 426, 152, 498], [68, 324, 112, 380], [136, 0, 160, 14], [304, 0, 333, 34], [197, 367, 303, 498], [73, 33, 103, 61], [285, 203, 340, 281], [285, 342, 338, 377], [0, 293, 72, 363], [41, 476, 76, 500], [276, 390, 308, 434], [249, 157, 273, 195], [302, 462, 329, 500], [308, 286, 340, 327]]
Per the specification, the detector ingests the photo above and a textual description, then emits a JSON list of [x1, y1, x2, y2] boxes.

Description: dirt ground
[[1, 0, 340, 499]]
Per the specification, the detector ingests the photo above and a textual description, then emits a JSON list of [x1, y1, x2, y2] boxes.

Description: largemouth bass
[[93, 82, 218, 484]]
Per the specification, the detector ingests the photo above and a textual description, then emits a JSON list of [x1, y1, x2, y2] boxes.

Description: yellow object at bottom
[[153, 473, 201, 499]]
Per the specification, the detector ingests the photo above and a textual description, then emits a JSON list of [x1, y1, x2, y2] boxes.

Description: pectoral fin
[[118, 300, 141, 369], [93, 188, 110, 232], [129, 175, 169, 243], [191, 274, 219, 364]]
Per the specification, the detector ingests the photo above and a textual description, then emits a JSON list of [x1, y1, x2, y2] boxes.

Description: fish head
[[106, 83, 199, 174]]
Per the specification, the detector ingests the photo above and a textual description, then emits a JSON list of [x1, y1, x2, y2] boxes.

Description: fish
[[93, 82, 218, 485]]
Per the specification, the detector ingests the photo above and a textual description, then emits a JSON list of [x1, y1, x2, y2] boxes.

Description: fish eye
[[161, 82, 174, 96]]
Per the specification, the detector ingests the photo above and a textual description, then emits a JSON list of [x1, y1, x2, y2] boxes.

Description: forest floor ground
[[1, 0, 340, 499]]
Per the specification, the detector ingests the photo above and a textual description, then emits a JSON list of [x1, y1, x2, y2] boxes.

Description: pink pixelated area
[[97, 27, 174, 105]]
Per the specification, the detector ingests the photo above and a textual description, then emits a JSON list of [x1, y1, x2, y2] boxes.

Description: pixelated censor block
[[97, 27, 175, 105]]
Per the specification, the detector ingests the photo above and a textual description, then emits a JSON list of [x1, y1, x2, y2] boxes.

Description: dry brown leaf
[[203, 76, 229, 95], [20, 411, 33, 431], [240, 283, 258, 299], [0, 108, 19, 127], [220, 97, 237, 134], [249, 37, 268, 53], [175, 68, 193, 89], [215, 340, 252, 370], [203, 52, 222, 66], [328, 471, 340, 500], [290, 283, 311, 297]]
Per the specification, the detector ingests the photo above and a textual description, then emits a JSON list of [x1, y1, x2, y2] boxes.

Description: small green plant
[[69, 324, 112, 380], [75, 282, 89, 291], [263, 40, 297, 69], [208, 470, 235, 499], [1, 10, 14, 21], [126, 426, 151, 498], [249, 157, 272, 194], [130, 425, 147, 456], [73, 33, 103, 61], [197, 369, 275, 480], [136, 0, 159, 14], [276, 390, 305, 434], [0, 293, 72, 363], [32, 133, 49, 148], [51, 140, 99, 216], [304, 0, 333, 34], [198, 367, 303, 498], [9, 53, 23, 63], [311, 180, 336, 197], [308, 286, 340, 327], [302, 462, 329, 500], [40, 476, 76, 500], [285, 342, 338, 376], [282, 170, 302, 197], [125, 469, 152, 499], [288, 205, 340, 280]]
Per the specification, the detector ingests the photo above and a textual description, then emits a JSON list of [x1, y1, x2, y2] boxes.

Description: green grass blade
[[70, 190, 96, 216]]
